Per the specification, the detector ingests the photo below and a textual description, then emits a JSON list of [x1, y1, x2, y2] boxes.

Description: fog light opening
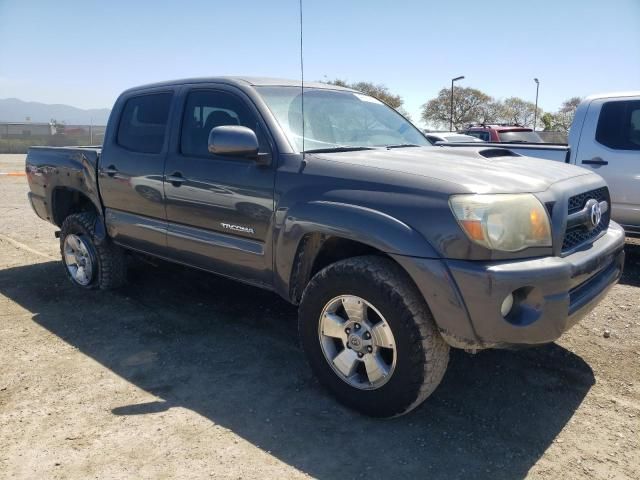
[[500, 293, 514, 317]]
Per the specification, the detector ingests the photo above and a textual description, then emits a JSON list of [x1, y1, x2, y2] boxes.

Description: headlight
[[449, 194, 551, 252]]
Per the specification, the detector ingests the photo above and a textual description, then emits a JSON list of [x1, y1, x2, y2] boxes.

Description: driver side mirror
[[208, 126, 271, 166]]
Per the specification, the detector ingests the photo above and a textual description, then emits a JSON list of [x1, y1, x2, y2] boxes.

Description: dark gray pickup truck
[[26, 77, 625, 417]]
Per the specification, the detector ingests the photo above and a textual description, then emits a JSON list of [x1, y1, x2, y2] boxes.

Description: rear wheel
[[62, 233, 96, 286], [298, 255, 450, 417], [60, 212, 126, 289]]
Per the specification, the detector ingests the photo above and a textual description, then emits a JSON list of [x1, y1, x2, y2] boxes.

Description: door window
[[181, 90, 268, 157], [465, 131, 489, 141], [596, 100, 640, 151], [117, 93, 172, 153]]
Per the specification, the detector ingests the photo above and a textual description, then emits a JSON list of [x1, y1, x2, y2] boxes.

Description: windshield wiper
[[303, 146, 376, 153], [385, 144, 421, 149]]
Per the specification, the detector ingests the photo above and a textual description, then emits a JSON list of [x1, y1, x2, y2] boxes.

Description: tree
[[324, 79, 403, 109], [539, 97, 582, 134], [553, 96, 582, 133], [498, 97, 542, 128], [560, 96, 582, 114], [421, 86, 492, 130], [477, 100, 503, 124], [541, 112, 555, 131]]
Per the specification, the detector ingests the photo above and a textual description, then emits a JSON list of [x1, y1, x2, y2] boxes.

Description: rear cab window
[[596, 100, 640, 151], [117, 92, 173, 153], [497, 130, 543, 143]]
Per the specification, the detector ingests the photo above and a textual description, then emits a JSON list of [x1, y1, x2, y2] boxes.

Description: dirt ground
[[0, 153, 638, 480]]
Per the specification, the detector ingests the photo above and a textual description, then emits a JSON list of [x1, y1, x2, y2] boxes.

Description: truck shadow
[[0, 259, 596, 480]]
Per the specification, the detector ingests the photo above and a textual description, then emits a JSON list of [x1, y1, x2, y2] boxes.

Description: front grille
[[567, 187, 608, 214], [562, 187, 610, 252]]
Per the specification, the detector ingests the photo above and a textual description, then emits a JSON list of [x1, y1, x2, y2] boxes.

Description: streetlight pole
[[533, 78, 540, 131], [450, 76, 464, 131]]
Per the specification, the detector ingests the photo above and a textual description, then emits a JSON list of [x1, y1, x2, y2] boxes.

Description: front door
[[163, 87, 276, 287], [576, 98, 640, 230]]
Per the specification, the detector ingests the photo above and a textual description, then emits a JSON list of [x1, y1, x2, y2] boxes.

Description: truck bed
[[25, 146, 103, 225]]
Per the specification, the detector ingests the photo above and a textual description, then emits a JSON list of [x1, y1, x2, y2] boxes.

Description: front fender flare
[[273, 201, 439, 301]]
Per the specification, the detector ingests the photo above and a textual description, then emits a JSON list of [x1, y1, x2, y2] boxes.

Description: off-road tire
[[298, 255, 450, 417], [60, 212, 126, 289]]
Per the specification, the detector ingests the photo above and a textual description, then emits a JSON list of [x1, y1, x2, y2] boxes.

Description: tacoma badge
[[220, 223, 255, 234]]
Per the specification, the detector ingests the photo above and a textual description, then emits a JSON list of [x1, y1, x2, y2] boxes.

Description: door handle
[[104, 165, 118, 176], [581, 157, 608, 166], [166, 172, 186, 186]]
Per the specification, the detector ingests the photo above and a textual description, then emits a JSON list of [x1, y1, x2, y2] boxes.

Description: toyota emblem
[[590, 201, 602, 228]]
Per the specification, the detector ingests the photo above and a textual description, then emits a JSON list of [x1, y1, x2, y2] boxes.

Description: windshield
[[498, 130, 543, 143], [256, 86, 429, 152]]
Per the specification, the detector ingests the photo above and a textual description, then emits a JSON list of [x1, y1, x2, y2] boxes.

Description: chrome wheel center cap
[[348, 334, 364, 352]]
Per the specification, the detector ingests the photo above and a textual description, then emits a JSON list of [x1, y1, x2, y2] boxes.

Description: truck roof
[[121, 76, 357, 95], [583, 90, 640, 102], [466, 124, 533, 132]]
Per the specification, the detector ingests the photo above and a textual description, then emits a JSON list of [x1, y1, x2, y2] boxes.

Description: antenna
[[299, 0, 305, 157]]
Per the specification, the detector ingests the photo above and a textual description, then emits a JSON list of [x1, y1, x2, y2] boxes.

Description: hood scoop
[[478, 148, 521, 158]]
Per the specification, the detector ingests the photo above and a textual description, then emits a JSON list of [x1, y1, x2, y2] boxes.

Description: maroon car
[[462, 123, 544, 143]]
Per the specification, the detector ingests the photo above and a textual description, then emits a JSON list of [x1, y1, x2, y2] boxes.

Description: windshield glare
[[256, 86, 429, 152]]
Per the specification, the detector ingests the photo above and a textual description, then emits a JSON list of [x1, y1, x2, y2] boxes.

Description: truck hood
[[310, 146, 592, 194]]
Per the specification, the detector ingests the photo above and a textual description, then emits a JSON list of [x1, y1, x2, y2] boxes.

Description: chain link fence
[[0, 123, 106, 153]]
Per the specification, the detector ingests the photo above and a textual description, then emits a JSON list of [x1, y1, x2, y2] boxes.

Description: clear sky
[[1, 0, 638, 127]]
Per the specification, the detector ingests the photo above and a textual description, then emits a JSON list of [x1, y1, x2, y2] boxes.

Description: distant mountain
[[0, 98, 111, 125]]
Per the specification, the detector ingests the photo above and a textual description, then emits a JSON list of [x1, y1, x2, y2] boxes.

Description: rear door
[[576, 97, 640, 231], [99, 89, 176, 254], [162, 85, 276, 287]]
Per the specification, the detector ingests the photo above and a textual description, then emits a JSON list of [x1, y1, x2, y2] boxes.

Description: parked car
[[462, 124, 544, 143], [25, 77, 625, 417], [442, 92, 640, 237], [423, 131, 484, 144]]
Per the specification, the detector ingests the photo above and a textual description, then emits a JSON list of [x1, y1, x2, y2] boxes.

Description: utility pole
[[450, 76, 464, 131], [533, 78, 540, 131]]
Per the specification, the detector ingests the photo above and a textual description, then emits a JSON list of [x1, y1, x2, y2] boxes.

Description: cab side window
[[181, 90, 268, 158], [596, 100, 640, 151], [465, 131, 489, 141], [117, 93, 172, 153]]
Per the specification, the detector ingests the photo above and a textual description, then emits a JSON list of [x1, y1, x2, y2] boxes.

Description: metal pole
[[450, 76, 464, 131], [533, 78, 539, 131], [450, 79, 454, 132]]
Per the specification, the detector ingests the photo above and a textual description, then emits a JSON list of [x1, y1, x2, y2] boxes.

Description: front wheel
[[298, 256, 450, 417]]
